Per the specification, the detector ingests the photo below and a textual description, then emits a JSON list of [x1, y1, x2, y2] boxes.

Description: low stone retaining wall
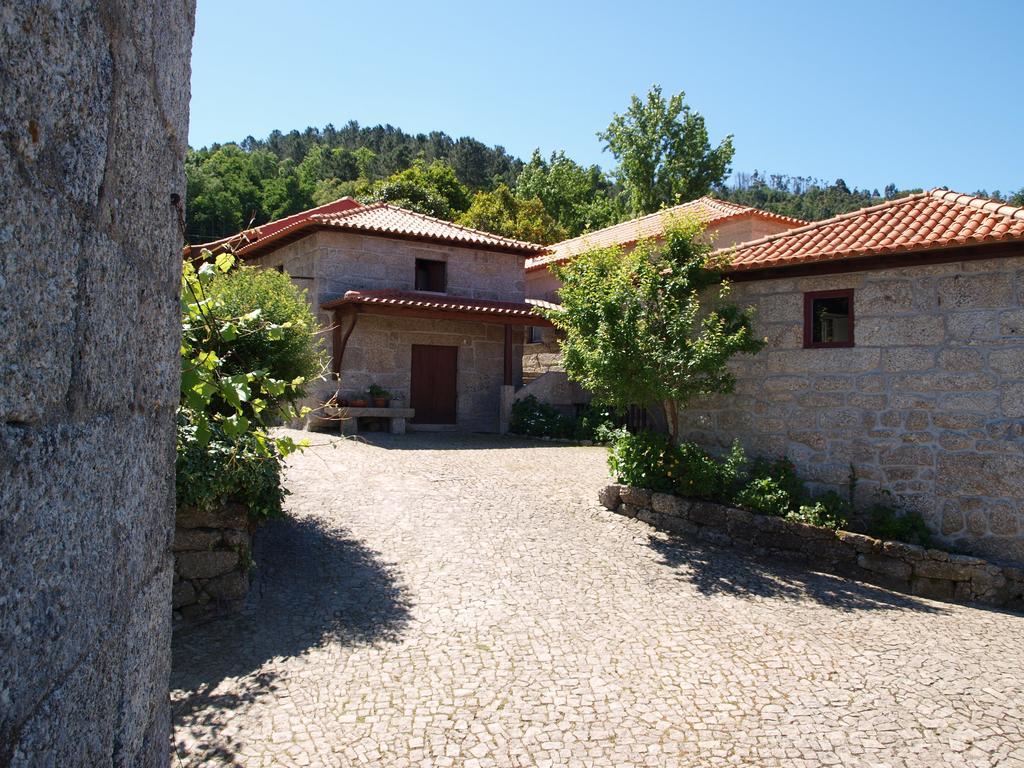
[[173, 503, 253, 621], [600, 484, 1024, 610]]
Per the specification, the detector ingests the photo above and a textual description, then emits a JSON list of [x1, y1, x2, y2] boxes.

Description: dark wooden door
[[410, 345, 458, 424]]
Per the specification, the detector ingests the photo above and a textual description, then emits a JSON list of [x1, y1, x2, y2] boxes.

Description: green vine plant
[[178, 249, 328, 519]]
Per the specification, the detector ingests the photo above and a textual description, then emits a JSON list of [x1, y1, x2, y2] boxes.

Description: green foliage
[[509, 395, 573, 439], [545, 215, 764, 441], [368, 383, 391, 399], [204, 266, 327, 405], [364, 159, 471, 219], [608, 430, 681, 493], [515, 149, 621, 237], [734, 476, 792, 517], [608, 431, 849, 530], [608, 432, 744, 499], [179, 251, 322, 519], [866, 504, 932, 547], [790, 494, 849, 530], [457, 184, 566, 244], [599, 85, 735, 216], [176, 417, 286, 521], [715, 171, 919, 222]]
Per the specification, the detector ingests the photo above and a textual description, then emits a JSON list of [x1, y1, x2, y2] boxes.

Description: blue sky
[[189, 0, 1023, 194]]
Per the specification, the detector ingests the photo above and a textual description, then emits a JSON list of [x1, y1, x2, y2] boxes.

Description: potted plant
[[349, 392, 368, 408], [368, 383, 391, 408]]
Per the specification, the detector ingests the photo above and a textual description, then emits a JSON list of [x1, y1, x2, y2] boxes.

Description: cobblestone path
[[171, 431, 1024, 767]]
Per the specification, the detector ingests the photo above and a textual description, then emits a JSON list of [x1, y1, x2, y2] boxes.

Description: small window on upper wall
[[415, 258, 446, 292], [804, 289, 854, 348]]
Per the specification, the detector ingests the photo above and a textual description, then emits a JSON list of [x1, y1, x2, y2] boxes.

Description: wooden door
[[410, 345, 458, 424]]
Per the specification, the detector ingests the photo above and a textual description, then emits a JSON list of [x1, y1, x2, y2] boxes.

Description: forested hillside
[[185, 88, 1021, 246]]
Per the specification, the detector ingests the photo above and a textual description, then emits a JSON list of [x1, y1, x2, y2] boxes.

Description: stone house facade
[[674, 190, 1024, 563], [189, 200, 547, 433]]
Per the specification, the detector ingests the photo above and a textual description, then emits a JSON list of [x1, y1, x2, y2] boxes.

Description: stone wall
[[601, 485, 1024, 610], [335, 314, 522, 432], [173, 505, 252, 622], [676, 254, 1024, 564], [253, 229, 528, 331], [0, 2, 195, 765]]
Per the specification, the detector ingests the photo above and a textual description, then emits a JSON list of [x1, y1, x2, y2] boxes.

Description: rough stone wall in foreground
[[676, 255, 1024, 564], [0, 2, 195, 765]]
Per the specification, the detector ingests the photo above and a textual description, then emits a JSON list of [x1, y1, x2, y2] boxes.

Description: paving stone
[[171, 430, 1024, 768]]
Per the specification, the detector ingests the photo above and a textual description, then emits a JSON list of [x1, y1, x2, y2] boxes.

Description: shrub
[[179, 253, 322, 521], [789, 491, 849, 530], [573, 402, 619, 442], [867, 504, 932, 547], [510, 395, 574, 438], [607, 430, 681, 493], [734, 476, 792, 517], [205, 266, 327, 405], [176, 417, 286, 521]]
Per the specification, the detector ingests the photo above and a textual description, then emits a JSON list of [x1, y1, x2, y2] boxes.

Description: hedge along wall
[[675, 254, 1024, 565], [601, 485, 1024, 610]]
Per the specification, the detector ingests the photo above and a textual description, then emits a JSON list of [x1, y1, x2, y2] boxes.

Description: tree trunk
[[662, 399, 679, 444]]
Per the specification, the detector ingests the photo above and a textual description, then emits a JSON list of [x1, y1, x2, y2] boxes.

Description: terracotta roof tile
[[322, 289, 542, 319], [187, 199, 545, 259], [720, 189, 1024, 272], [526, 197, 806, 271], [185, 197, 362, 255], [309, 203, 545, 255]]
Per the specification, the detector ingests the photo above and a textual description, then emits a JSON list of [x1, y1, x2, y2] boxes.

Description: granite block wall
[[677, 254, 1024, 563], [0, 1, 195, 764]]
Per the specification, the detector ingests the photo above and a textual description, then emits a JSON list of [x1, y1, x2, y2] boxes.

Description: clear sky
[[189, 0, 1023, 194]]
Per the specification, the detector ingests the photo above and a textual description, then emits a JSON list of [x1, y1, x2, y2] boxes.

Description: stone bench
[[323, 406, 415, 435]]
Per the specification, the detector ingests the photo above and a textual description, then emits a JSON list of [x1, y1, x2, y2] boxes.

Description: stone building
[[188, 200, 548, 433], [675, 189, 1024, 563], [2, 1, 195, 764]]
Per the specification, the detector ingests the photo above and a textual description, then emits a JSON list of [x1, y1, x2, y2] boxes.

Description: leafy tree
[[364, 159, 471, 219], [515, 149, 621, 237], [458, 184, 566, 244], [716, 171, 918, 221], [261, 158, 313, 220], [599, 85, 735, 216], [543, 215, 764, 441]]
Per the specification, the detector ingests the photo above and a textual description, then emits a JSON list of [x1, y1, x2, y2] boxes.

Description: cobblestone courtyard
[[171, 431, 1024, 767]]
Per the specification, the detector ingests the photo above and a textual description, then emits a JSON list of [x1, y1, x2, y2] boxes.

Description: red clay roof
[[185, 197, 362, 255], [526, 197, 805, 271], [188, 199, 546, 259], [721, 189, 1024, 273], [322, 289, 543, 321]]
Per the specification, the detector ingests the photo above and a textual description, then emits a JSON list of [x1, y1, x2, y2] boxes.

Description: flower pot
[[372, 397, 389, 408], [350, 399, 368, 408]]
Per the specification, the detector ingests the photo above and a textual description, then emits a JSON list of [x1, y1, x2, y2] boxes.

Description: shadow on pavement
[[647, 533, 946, 614], [170, 514, 412, 765]]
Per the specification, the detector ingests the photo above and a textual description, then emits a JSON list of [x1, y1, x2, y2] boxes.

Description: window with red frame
[[804, 290, 854, 348]]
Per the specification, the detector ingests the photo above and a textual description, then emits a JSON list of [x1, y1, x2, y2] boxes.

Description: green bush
[[867, 504, 932, 547], [608, 431, 746, 500], [179, 254, 323, 522], [608, 430, 681, 493], [205, 266, 327, 405], [789, 491, 849, 530], [510, 395, 574, 438], [573, 402, 619, 442], [176, 416, 286, 521], [734, 476, 791, 517]]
